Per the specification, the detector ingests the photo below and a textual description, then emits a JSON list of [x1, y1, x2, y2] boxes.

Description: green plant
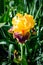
[[0, 0, 43, 65]]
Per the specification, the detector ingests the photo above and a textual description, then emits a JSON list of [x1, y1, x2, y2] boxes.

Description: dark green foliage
[[0, 0, 4, 15]]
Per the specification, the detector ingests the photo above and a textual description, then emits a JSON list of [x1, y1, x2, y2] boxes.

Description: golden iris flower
[[8, 13, 35, 43]]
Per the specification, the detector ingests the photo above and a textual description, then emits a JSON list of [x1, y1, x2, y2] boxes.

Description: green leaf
[[0, 0, 4, 15], [0, 23, 5, 28], [8, 44, 14, 59], [14, 58, 20, 64], [22, 56, 28, 65], [2, 62, 7, 65], [35, 57, 40, 61], [0, 41, 6, 44]]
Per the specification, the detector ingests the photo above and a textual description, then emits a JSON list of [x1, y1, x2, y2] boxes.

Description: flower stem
[[19, 43, 28, 65], [25, 45, 27, 56], [20, 43, 23, 60]]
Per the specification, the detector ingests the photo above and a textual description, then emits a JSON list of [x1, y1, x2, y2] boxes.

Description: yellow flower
[[8, 13, 35, 43], [12, 13, 35, 35]]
